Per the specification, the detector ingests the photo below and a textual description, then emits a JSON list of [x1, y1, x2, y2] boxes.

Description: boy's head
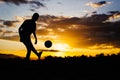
[[32, 13, 39, 21]]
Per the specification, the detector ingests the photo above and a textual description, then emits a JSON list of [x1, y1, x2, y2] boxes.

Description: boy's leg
[[25, 48, 31, 60], [23, 42, 31, 60], [29, 41, 41, 59]]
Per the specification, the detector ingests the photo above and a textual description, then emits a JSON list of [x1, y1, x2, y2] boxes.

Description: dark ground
[[0, 53, 120, 80]]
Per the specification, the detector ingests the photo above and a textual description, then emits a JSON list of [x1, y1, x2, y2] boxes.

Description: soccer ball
[[44, 40, 52, 48]]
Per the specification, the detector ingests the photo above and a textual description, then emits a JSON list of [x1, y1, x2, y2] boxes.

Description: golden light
[[0, 39, 120, 59], [55, 52, 65, 57], [53, 43, 70, 51]]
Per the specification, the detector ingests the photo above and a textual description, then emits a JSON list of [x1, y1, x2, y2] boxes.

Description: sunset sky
[[0, 0, 120, 59]]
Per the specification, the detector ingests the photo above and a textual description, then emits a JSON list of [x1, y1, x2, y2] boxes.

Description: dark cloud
[[0, 0, 28, 5], [0, 0, 45, 11], [108, 11, 120, 14], [97, 1, 107, 5], [0, 19, 4, 22], [38, 15, 61, 23], [0, 19, 20, 41], [3, 20, 19, 27], [30, 9, 35, 12], [85, 22, 120, 47], [0, 30, 19, 41], [107, 11, 120, 20], [92, 11, 97, 14], [29, 0, 45, 11], [0, 12, 120, 48], [37, 13, 120, 48], [0, 25, 4, 28], [29, 1, 44, 7], [0, 29, 3, 32], [0, 0, 44, 6], [49, 14, 110, 27], [57, 2, 62, 5], [86, 1, 112, 8]]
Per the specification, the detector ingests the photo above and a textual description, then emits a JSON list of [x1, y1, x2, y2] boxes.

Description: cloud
[[0, 30, 19, 41], [0, 0, 45, 11], [0, 20, 4, 28], [112, 13, 120, 19], [0, 0, 44, 6], [49, 14, 110, 27], [0, 13, 120, 48], [3, 31, 18, 38], [86, 1, 112, 8], [3, 20, 19, 27], [88, 44, 114, 49], [29, 0, 45, 11], [0, 19, 20, 41], [57, 28, 65, 32], [57, 2, 63, 5], [15, 16, 24, 22], [0, 19, 4, 22], [40, 14, 120, 48], [107, 11, 120, 21]]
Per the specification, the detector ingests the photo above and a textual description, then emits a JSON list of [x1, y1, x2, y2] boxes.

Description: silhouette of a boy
[[19, 13, 42, 60]]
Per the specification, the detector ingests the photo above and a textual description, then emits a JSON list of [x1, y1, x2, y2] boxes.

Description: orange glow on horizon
[[0, 39, 120, 60]]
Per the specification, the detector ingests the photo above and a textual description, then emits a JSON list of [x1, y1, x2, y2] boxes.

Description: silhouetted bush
[[0, 53, 120, 80]]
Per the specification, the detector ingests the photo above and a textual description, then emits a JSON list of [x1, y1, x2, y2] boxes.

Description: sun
[[53, 43, 69, 51]]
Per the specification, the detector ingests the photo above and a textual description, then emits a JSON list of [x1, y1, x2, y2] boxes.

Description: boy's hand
[[35, 39, 37, 44]]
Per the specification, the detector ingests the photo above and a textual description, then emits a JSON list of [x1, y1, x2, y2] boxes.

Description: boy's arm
[[18, 22, 24, 39], [18, 21, 26, 33]]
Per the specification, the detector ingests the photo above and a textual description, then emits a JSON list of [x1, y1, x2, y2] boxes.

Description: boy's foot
[[38, 50, 43, 60]]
